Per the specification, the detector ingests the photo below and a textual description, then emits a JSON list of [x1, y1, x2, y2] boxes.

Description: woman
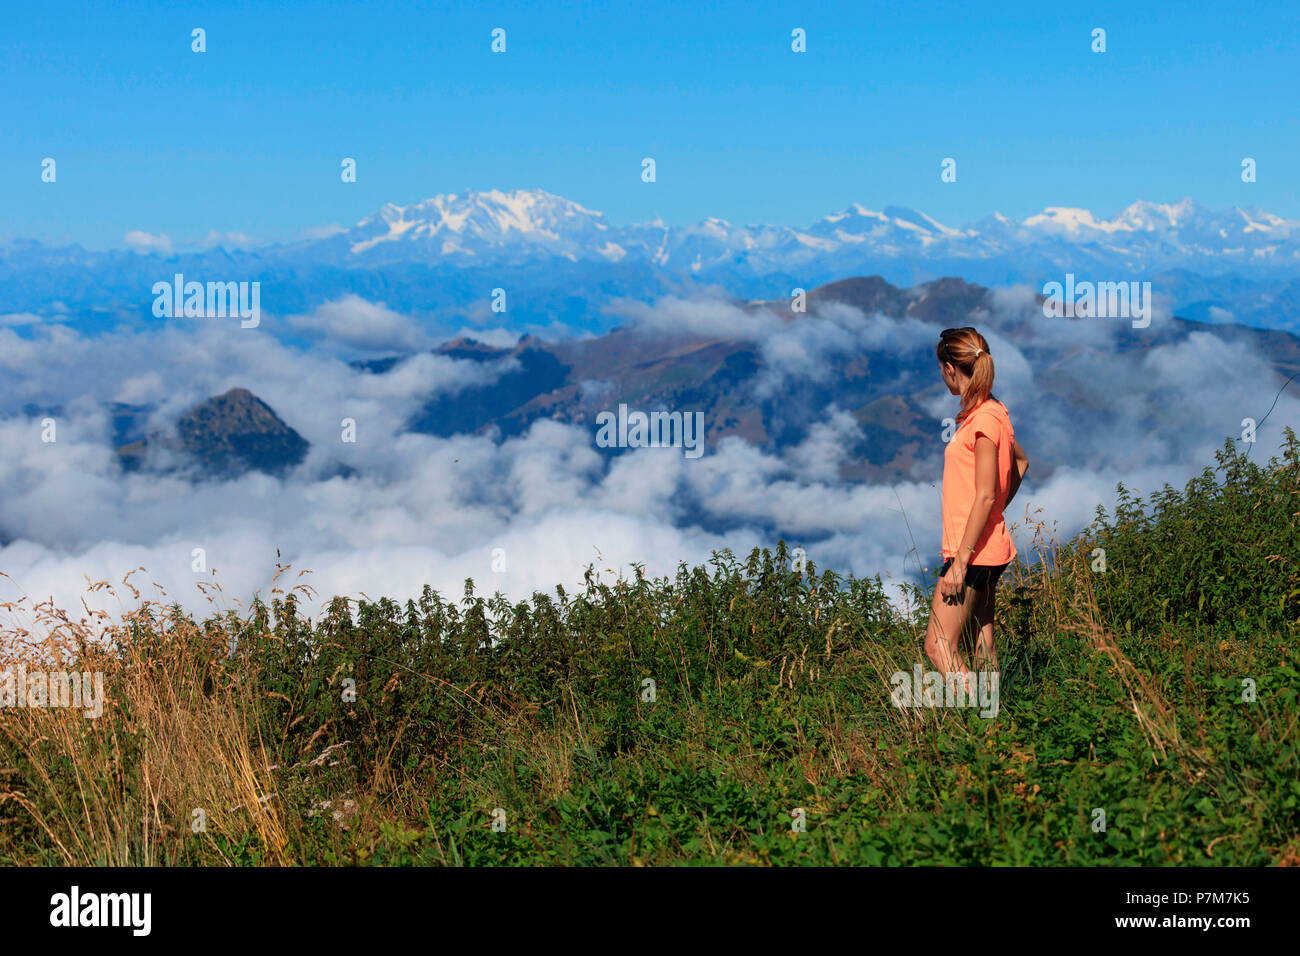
[[924, 327, 1029, 682]]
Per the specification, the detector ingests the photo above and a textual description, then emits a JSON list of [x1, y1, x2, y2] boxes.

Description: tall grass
[[1, 430, 1297, 865]]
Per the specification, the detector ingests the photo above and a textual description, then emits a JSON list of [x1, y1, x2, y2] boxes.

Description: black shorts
[[939, 557, 1009, 592]]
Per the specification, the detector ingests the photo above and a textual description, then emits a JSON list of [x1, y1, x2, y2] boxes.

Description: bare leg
[[971, 583, 998, 674], [925, 580, 978, 683]]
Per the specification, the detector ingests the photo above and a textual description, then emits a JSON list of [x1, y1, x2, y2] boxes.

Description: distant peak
[[1025, 198, 1210, 234], [823, 203, 886, 223], [373, 188, 604, 220], [348, 188, 613, 254], [119, 387, 308, 479], [882, 205, 961, 236], [1115, 197, 1202, 228], [1023, 206, 1110, 231]]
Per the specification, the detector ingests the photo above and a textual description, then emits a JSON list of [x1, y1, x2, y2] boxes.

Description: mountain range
[[111, 275, 1300, 486], [4, 190, 1300, 333], [312, 191, 1300, 278]]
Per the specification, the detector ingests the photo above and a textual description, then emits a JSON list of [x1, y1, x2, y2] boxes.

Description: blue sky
[[3, 0, 1298, 248]]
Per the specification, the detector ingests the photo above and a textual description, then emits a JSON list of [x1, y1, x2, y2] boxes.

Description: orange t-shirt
[[941, 397, 1017, 564]]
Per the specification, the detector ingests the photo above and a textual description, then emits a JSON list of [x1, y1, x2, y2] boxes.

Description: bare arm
[[1005, 438, 1029, 508]]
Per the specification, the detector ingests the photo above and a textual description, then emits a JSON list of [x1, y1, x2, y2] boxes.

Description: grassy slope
[[1, 432, 1297, 866]]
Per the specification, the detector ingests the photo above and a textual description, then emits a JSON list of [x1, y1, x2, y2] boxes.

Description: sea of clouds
[[0, 287, 1294, 636]]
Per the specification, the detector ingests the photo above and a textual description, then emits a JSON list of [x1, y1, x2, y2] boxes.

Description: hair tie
[[975, 348, 984, 356]]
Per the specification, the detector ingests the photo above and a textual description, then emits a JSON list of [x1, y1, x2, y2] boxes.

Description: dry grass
[[0, 573, 293, 865]]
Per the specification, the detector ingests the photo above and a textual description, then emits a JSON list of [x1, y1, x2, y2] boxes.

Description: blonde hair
[[936, 327, 994, 425]]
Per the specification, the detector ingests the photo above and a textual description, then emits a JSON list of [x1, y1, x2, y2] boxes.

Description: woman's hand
[[940, 555, 967, 604]]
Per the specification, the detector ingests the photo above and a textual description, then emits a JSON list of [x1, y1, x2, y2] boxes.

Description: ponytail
[[936, 327, 995, 424]]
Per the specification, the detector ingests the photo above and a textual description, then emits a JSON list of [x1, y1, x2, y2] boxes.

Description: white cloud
[[607, 295, 783, 341], [123, 230, 174, 254], [287, 295, 429, 353], [0, 290, 1295, 639]]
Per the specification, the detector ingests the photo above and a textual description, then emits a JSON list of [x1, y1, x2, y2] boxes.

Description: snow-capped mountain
[[3, 189, 1300, 332], [291, 188, 1300, 275], [334, 190, 624, 261], [7, 188, 1298, 274]]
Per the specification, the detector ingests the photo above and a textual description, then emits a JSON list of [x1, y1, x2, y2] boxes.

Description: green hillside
[[2, 431, 1297, 866]]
